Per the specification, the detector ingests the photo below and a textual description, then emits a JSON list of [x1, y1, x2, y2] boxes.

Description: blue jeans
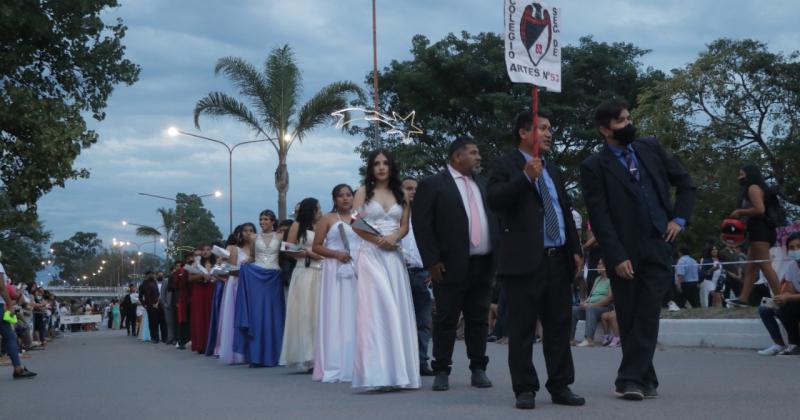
[[571, 305, 611, 340], [1, 304, 22, 367], [408, 268, 432, 364]]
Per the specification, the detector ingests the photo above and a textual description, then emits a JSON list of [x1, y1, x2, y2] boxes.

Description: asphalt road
[[3, 328, 797, 420]]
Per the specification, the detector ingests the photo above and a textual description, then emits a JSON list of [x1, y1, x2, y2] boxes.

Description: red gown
[[190, 281, 214, 354]]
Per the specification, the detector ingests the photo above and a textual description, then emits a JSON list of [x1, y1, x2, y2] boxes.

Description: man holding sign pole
[[487, 111, 584, 410]]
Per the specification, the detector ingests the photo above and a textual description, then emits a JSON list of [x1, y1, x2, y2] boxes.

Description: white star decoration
[[331, 107, 423, 144]]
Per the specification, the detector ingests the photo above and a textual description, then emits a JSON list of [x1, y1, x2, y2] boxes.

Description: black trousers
[[147, 305, 166, 342], [431, 255, 493, 374], [611, 236, 673, 391], [777, 302, 800, 345], [125, 312, 136, 335], [502, 249, 574, 395], [675, 282, 700, 308]]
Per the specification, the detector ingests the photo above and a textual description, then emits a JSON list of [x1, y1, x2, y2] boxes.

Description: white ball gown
[[352, 201, 420, 390], [280, 231, 323, 370], [313, 217, 362, 383]]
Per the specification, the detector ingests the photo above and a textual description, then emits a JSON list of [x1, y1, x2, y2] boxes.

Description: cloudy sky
[[36, 0, 799, 262]]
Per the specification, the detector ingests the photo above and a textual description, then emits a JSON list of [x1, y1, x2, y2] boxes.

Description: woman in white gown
[[351, 149, 420, 390], [218, 223, 254, 364], [280, 198, 324, 371], [311, 184, 362, 382]]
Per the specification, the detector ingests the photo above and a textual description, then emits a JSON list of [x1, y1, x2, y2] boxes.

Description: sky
[[34, 0, 799, 266]]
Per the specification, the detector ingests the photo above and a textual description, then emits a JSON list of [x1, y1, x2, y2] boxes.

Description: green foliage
[[175, 193, 223, 252], [0, 189, 50, 282], [0, 0, 140, 213], [51, 232, 103, 282], [353, 33, 664, 191], [636, 38, 800, 251], [194, 45, 365, 219]]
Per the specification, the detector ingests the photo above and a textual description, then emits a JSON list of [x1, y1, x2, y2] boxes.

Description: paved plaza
[[3, 329, 797, 419]]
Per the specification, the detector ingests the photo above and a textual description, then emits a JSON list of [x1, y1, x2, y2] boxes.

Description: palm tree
[[134, 207, 177, 257], [194, 45, 365, 220]]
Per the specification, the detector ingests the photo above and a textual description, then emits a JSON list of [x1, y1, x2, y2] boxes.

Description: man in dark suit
[[580, 98, 695, 400], [412, 137, 498, 392], [157, 270, 175, 345], [122, 284, 137, 336], [140, 271, 161, 343], [487, 110, 585, 410]]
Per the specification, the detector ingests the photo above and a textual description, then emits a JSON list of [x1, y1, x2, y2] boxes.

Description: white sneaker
[[757, 344, 785, 356], [577, 339, 593, 347], [667, 301, 680, 312], [760, 297, 776, 309]]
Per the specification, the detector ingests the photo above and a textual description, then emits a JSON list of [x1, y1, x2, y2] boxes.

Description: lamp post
[[167, 127, 270, 234], [138, 191, 221, 252]]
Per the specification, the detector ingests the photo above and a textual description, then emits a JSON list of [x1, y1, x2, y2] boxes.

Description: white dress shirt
[[447, 165, 491, 255]]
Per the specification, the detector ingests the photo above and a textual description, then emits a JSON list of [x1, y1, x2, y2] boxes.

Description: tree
[[0, 0, 140, 213], [636, 39, 800, 250], [193, 45, 365, 220], [0, 189, 50, 281], [637, 39, 800, 205], [352, 33, 664, 190], [176, 193, 223, 251], [51, 232, 103, 283]]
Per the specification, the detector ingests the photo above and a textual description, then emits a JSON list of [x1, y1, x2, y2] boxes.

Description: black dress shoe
[[420, 363, 435, 376], [551, 388, 585, 406], [643, 387, 658, 399], [615, 385, 644, 401], [515, 392, 536, 409], [432, 372, 449, 391], [470, 369, 493, 388]]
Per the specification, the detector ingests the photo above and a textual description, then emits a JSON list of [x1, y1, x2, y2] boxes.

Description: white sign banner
[[504, 1, 562, 92], [60, 314, 102, 325]]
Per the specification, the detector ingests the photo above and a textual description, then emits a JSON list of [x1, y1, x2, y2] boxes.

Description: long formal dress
[[313, 218, 362, 383], [235, 233, 285, 366], [190, 263, 215, 354], [139, 305, 150, 342], [205, 277, 225, 357], [112, 305, 121, 330], [352, 201, 421, 389], [280, 231, 323, 370], [218, 247, 250, 364]]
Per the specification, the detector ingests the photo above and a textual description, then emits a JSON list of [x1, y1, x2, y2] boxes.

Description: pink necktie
[[462, 177, 481, 247]]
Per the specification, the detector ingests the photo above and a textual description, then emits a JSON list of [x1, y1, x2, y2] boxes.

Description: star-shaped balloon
[[331, 107, 423, 144]]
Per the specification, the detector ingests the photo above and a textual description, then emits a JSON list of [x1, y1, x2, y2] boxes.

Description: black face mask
[[612, 123, 637, 145], [738, 178, 748, 186]]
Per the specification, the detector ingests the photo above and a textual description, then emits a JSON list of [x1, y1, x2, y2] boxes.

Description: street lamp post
[[122, 221, 164, 259], [168, 127, 270, 234]]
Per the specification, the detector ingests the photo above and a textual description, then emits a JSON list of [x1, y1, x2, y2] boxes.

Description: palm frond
[[214, 57, 273, 125], [135, 226, 162, 237], [293, 81, 366, 145], [193, 92, 267, 137], [264, 45, 302, 140]]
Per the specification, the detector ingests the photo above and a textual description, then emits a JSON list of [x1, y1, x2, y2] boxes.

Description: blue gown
[[234, 262, 285, 366], [205, 280, 226, 356]]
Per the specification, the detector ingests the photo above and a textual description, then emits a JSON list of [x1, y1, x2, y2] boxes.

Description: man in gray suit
[[157, 270, 176, 345]]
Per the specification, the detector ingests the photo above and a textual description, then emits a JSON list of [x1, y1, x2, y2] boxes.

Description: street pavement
[[3, 328, 797, 420]]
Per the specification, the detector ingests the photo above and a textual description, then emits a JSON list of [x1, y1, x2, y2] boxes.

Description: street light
[[167, 127, 271, 234]]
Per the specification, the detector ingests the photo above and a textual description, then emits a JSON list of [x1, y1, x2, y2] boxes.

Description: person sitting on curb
[[571, 260, 614, 347], [756, 232, 800, 356]]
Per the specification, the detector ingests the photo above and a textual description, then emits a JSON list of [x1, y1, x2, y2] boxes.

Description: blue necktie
[[536, 174, 560, 242], [621, 149, 640, 181]]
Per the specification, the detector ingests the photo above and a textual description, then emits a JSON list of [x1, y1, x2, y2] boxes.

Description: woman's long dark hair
[[739, 164, 770, 205], [226, 224, 244, 247], [199, 244, 217, 267], [295, 198, 319, 244], [364, 149, 405, 206], [240, 222, 257, 247], [331, 184, 354, 212]]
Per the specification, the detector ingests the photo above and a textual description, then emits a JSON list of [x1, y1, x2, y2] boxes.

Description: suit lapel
[[510, 150, 542, 203], [601, 147, 637, 196], [546, 162, 569, 210], [441, 170, 467, 216]]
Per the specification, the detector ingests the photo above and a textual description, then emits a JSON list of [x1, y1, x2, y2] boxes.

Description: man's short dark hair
[[513, 109, 552, 144], [786, 232, 800, 248], [448, 136, 477, 159], [401, 176, 417, 184], [594, 98, 630, 129], [679, 247, 690, 256]]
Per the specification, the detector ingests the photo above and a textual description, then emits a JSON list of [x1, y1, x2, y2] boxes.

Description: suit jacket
[[158, 277, 172, 307], [487, 150, 581, 276], [580, 136, 696, 269], [141, 278, 160, 309], [412, 169, 499, 284]]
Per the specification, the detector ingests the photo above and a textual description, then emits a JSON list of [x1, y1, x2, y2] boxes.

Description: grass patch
[[660, 306, 759, 319]]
